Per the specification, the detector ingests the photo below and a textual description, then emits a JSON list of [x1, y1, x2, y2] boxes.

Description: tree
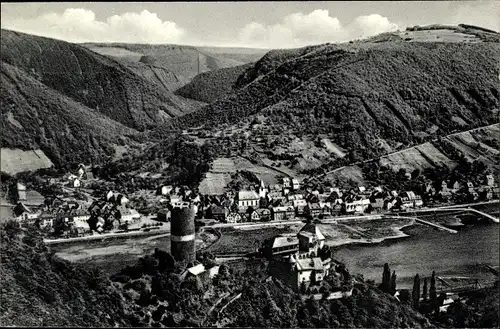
[[430, 271, 438, 314], [390, 271, 397, 295], [412, 274, 421, 309], [380, 263, 391, 293], [422, 277, 428, 301]]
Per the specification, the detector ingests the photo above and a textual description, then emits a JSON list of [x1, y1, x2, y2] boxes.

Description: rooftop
[[238, 190, 259, 200], [271, 235, 299, 248], [294, 257, 324, 271]]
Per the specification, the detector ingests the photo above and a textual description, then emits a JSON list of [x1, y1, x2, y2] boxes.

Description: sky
[[1, 1, 499, 48]]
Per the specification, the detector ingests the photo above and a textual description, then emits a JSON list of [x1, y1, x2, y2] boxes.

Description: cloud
[[447, 1, 500, 32], [1, 8, 185, 44], [238, 10, 400, 48]]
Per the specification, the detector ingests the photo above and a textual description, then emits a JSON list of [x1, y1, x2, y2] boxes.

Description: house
[[282, 177, 291, 188], [293, 199, 308, 215], [439, 181, 452, 199], [237, 190, 260, 210], [400, 191, 424, 208], [13, 202, 39, 221], [17, 182, 27, 203], [226, 212, 242, 223], [158, 185, 174, 196], [268, 254, 329, 291], [288, 194, 305, 202], [179, 263, 219, 289], [331, 203, 342, 215], [209, 205, 228, 221], [272, 206, 295, 221], [297, 223, 325, 255], [256, 208, 271, 221], [319, 202, 332, 215], [292, 178, 300, 191], [450, 180, 461, 193], [73, 178, 81, 188], [248, 209, 261, 222], [358, 186, 367, 194], [263, 234, 299, 259], [282, 187, 291, 196], [304, 203, 322, 218], [370, 198, 384, 213], [157, 208, 171, 222], [486, 174, 495, 187], [345, 199, 371, 213], [117, 206, 140, 223]]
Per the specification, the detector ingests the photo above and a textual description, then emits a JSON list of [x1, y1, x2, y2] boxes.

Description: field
[[379, 142, 455, 172], [1, 148, 54, 175], [321, 138, 347, 158], [324, 165, 366, 186], [206, 225, 302, 254], [320, 216, 415, 247], [198, 172, 232, 195]]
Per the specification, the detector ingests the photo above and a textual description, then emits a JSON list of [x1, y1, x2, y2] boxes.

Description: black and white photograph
[[0, 1, 499, 328]]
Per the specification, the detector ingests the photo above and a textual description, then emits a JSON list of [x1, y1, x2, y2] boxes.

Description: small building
[[297, 223, 325, 255], [237, 190, 260, 209], [293, 199, 308, 215], [73, 178, 81, 188], [13, 202, 39, 221], [292, 178, 300, 191], [256, 208, 271, 221], [272, 206, 295, 221], [209, 205, 228, 222], [263, 234, 299, 259], [117, 206, 140, 223], [486, 174, 495, 187], [226, 212, 242, 223], [248, 209, 261, 222], [304, 203, 322, 218], [158, 185, 174, 196], [282, 177, 291, 188], [17, 182, 27, 203], [370, 198, 384, 213], [157, 208, 171, 222], [450, 180, 461, 193]]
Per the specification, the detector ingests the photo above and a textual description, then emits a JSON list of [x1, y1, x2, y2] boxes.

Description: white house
[[292, 178, 300, 191], [237, 190, 260, 209]]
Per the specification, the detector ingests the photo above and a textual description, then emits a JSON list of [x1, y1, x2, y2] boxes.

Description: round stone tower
[[170, 205, 196, 262]]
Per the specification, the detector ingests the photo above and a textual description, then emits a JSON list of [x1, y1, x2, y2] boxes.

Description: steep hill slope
[[83, 43, 268, 89], [1, 29, 201, 131], [164, 27, 500, 162], [175, 63, 253, 103], [1, 61, 143, 169], [0, 221, 137, 327]]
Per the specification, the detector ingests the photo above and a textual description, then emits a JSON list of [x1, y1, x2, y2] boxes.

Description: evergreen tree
[[430, 271, 438, 314], [380, 263, 391, 293], [390, 271, 397, 295], [412, 274, 421, 309], [422, 277, 428, 301]]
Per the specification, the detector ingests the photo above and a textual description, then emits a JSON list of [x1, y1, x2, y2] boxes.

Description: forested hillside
[[1, 29, 201, 131], [175, 63, 253, 103], [84, 43, 268, 88], [164, 28, 500, 161], [1, 61, 143, 169], [0, 221, 137, 327]]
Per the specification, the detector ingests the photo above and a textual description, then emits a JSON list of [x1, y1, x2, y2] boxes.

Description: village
[[8, 158, 499, 240]]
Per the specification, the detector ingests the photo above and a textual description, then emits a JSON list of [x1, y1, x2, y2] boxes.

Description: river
[[332, 223, 499, 290]]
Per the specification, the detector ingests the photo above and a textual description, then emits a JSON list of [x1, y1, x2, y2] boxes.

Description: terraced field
[[1, 148, 54, 175]]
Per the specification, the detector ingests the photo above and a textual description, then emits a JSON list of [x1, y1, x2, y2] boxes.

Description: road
[[44, 200, 497, 245]]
